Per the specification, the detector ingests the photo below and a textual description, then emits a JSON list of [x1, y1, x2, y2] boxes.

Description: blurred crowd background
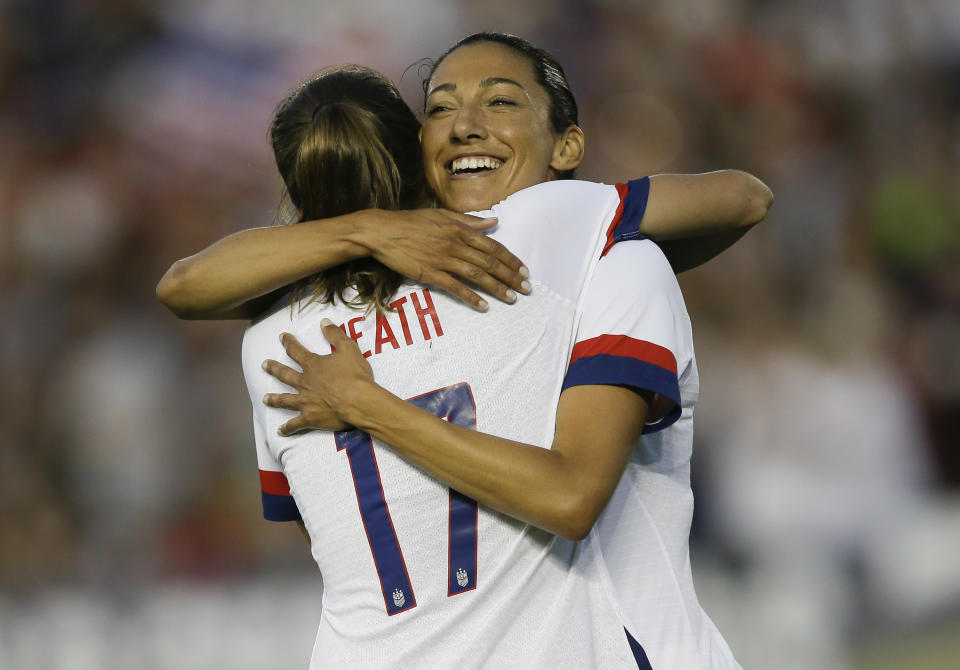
[[1, 0, 958, 668]]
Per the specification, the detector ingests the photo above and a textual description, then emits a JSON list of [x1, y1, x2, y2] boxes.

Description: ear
[[550, 125, 585, 173], [418, 126, 423, 143]]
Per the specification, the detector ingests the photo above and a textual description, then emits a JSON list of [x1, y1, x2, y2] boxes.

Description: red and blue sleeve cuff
[[260, 469, 302, 522], [602, 177, 651, 257], [562, 335, 681, 433]]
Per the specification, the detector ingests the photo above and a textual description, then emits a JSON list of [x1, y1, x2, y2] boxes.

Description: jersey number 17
[[335, 383, 478, 616]]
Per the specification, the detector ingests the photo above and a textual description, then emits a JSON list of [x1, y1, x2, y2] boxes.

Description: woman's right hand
[[354, 209, 530, 310]]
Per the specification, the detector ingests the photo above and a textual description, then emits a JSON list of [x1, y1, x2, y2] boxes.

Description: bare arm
[[156, 209, 530, 319], [640, 170, 773, 272], [263, 327, 648, 541]]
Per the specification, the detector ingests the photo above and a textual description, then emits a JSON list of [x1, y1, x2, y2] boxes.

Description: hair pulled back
[[424, 32, 580, 179], [270, 65, 424, 312]]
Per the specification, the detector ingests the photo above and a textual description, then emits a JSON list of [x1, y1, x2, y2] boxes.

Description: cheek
[[502, 115, 557, 157], [420, 124, 442, 156], [509, 132, 558, 171]]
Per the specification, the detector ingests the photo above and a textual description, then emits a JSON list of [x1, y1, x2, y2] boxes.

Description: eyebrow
[[426, 77, 527, 98]]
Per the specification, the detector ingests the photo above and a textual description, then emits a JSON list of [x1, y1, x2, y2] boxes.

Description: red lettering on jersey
[[374, 311, 400, 354], [389, 296, 414, 345], [347, 316, 372, 358], [410, 289, 443, 340]]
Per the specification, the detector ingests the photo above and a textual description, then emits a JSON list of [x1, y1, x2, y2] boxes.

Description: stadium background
[[1, 1, 958, 668]]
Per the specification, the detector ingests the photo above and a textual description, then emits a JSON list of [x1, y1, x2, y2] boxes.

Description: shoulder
[[599, 238, 678, 290], [498, 179, 618, 211], [467, 180, 619, 219], [485, 181, 622, 261]]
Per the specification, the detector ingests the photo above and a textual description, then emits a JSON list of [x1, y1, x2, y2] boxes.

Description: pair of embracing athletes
[[158, 32, 772, 670]]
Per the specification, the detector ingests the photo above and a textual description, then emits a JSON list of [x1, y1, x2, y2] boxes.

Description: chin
[[444, 193, 498, 214]]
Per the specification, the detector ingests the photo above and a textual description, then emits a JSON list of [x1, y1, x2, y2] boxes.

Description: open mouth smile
[[447, 155, 504, 176]]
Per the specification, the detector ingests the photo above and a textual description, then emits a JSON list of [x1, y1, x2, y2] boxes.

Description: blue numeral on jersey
[[408, 383, 479, 597], [335, 429, 417, 616], [336, 383, 479, 615]]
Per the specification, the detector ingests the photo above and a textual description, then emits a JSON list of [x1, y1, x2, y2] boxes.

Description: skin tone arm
[[643, 171, 773, 273], [156, 208, 531, 319], [157, 170, 772, 319], [262, 326, 650, 541]]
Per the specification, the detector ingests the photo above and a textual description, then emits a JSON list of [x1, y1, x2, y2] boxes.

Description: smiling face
[[421, 42, 584, 213]]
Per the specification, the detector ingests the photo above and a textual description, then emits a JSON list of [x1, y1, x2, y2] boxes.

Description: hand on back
[[357, 209, 530, 311]]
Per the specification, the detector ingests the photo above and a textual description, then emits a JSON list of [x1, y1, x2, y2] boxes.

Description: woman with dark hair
[[161, 34, 763, 669], [158, 45, 765, 318], [267, 65, 425, 314]]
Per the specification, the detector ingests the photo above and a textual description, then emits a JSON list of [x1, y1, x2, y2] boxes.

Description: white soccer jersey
[[568, 237, 742, 670], [242, 178, 739, 669]]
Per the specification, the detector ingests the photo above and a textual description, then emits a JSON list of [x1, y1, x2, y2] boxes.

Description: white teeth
[[451, 156, 503, 173]]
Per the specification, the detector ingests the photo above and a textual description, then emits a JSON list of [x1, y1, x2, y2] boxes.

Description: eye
[[426, 103, 451, 116], [489, 97, 516, 107]]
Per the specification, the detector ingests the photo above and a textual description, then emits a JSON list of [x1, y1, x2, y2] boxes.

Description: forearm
[[640, 170, 773, 240], [343, 382, 586, 538], [156, 213, 371, 319], [636, 170, 772, 271]]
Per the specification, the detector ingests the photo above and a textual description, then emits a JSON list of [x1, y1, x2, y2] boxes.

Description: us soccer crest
[[456, 567, 469, 587], [392, 588, 405, 608]]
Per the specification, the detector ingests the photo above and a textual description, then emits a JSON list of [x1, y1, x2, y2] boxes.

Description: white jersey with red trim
[[563, 238, 742, 670], [242, 177, 740, 669], [243, 180, 646, 669]]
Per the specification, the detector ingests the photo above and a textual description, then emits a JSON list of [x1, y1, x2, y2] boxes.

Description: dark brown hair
[[270, 65, 424, 312], [424, 32, 580, 179]]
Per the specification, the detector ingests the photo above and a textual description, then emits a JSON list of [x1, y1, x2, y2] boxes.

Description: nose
[[450, 103, 487, 143]]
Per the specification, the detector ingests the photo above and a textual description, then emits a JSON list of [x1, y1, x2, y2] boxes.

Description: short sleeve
[[563, 238, 691, 433], [601, 177, 651, 257], [253, 409, 302, 522]]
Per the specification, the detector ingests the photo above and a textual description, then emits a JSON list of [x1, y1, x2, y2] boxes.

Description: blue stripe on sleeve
[[261, 492, 302, 522], [614, 177, 651, 244], [562, 354, 681, 433]]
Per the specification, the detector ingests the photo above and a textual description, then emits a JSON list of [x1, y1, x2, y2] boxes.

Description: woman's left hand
[[261, 320, 375, 435]]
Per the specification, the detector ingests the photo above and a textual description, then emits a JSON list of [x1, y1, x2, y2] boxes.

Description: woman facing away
[[158, 33, 771, 669]]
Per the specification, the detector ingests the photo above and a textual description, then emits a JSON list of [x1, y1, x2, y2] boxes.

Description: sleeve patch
[[259, 470, 301, 522], [259, 469, 292, 495], [563, 335, 682, 433], [602, 177, 651, 258], [261, 492, 302, 522], [570, 334, 677, 375]]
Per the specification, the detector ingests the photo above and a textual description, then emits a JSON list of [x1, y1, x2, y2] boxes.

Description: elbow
[[155, 260, 198, 318], [550, 489, 606, 541], [556, 519, 594, 543], [740, 172, 774, 227]]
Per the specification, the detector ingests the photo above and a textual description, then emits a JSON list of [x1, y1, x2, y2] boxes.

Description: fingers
[[279, 332, 312, 365], [467, 246, 531, 298], [456, 213, 498, 231], [263, 392, 300, 410], [439, 210, 529, 280], [262, 359, 303, 389], [278, 416, 307, 437], [421, 271, 489, 311], [439, 257, 521, 305], [467, 235, 529, 281], [319, 318, 354, 348]]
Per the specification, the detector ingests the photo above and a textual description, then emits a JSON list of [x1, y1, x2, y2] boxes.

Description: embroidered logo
[[392, 588, 405, 608], [456, 568, 469, 587]]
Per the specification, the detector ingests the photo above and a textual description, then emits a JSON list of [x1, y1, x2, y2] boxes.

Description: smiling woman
[[420, 37, 584, 213], [157, 31, 769, 670]]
